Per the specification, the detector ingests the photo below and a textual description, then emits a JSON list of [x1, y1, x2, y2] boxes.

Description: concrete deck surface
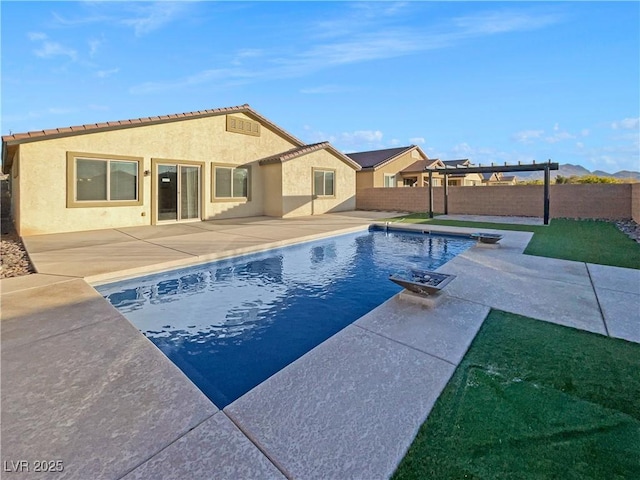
[[2, 212, 638, 479]]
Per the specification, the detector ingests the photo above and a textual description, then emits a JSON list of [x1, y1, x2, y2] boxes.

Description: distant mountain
[[515, 163, 640, 181]]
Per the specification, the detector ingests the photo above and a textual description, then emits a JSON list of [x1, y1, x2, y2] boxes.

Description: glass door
[[157, 164, 200, 222]]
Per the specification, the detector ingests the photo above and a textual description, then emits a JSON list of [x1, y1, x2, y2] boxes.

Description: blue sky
[[2, 1, 639, 173]]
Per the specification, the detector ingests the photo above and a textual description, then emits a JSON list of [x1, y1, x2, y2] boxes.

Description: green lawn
[[393, 310, 640, 480], [385, 214, 640, 269]]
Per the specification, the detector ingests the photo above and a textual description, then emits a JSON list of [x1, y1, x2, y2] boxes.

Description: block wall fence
[[356, 184, 640, 221]]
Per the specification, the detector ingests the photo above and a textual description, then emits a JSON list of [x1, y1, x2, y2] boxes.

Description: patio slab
[[28, 239, 195, 278], [440, 254, 607, 335], [122, 413, 284, 480], [596, 288, 640, 343], [587, 263, 640, 295], [1, 308, 216, 480], [22, 228, 135, 254], [226, 324, 456, 480], [355, 294, 490, 365], [1, 278, 121, 349]]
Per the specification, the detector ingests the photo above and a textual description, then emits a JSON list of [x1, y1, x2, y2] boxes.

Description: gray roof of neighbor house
[[258, 142, 361, 170], [1, 104, 306, 173], [443, 159, 470, 167], [346, 145, 424, 170]]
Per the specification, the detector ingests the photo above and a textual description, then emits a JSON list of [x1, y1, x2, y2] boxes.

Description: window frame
[[211, 164, 251, 202], [383, 174, 396, 188], [66, 152, 144, 208], [312, 168, 336, 198]]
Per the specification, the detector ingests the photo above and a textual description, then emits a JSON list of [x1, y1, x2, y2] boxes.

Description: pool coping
[[2, 213, 638, 479]]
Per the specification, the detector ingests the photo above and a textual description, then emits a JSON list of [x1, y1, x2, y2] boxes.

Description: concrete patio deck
[[2, 212, 638, 479]]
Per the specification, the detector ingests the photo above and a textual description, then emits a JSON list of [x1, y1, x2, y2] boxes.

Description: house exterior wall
[[261, 163, 283, 217], [13, 113, 298, 235], [356, 170, 374, 191], [9, 153, 20, 230], [281, 150, 356, 217], [357, 184, 634, 219], [372, 150, 425, 187]]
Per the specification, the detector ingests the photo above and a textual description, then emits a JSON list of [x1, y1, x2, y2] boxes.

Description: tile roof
[[2, 104, 264, 145], [258, 142, 361, 170], [1, 104, 307, 173], [442, 159, 470, 167], [346, 146, 418, 169]]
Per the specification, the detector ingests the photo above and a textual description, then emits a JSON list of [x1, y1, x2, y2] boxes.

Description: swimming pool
[[98, 228, 474, 408]]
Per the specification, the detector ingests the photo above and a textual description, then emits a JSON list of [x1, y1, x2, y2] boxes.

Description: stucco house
[[1, 104, 360, 236], [482, 172, 518, 185], [347, 145, 431, 190], [348, 145, 483, 189]]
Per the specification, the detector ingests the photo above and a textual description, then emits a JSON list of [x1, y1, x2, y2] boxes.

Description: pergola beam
[[424, 161, 559, 225]]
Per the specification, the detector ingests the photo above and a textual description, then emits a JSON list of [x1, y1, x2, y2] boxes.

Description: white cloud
[[581, 129, 590, 137], [89, 38, 102, 57], [34, 41, 78, 61], [130, 6, 563, 94], [95, 68, 120, 78], [231, 49, 263, 66], [513, 129, 544, 144], [545, 131, 575, 143], [52, 2, 191, 37], [120, 2, 191, 37], [409, 137, 425, 144], [453, 10, 562, 35], [340, 130, 384, 144], [611, 117, 640, 130]]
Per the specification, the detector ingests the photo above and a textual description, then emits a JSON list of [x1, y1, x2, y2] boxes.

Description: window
[[213, 166, 249, 200], [313, 169, 335, 197], [67, 153, 142, 207], [384, 174, 396, 188]]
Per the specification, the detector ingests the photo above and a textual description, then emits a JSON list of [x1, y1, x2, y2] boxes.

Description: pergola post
[[443, 173, 449, 215], [543, 165, 551, 225], [428, 171, 434, 218]]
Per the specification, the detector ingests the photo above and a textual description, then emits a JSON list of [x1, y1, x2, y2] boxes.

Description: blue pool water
[[97, 228, 473, 408]]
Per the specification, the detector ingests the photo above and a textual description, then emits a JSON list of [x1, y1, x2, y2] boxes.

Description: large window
[[384, 174, 396, 188], [314, 169, 335, 197], [213, 166, 249, 200], [67, 153, 142, 207]]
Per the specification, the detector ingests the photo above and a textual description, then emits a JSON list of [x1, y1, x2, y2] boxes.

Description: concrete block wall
[[356, 184, 635, 220], [632, 183, 640, 224]]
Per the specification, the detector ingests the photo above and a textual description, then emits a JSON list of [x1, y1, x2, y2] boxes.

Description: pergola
[[424, 161, 560, 225]]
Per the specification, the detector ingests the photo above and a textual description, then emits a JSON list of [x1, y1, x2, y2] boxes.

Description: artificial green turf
[[392, 310, 640, 480], [385, 214, 640, 269]]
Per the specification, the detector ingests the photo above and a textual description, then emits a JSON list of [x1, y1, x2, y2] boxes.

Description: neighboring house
[[441, 159, 484, 186], [347, 145, 484, 189], [482, 172, 518, 185], [1, 104, 360, 236], [347, 145, 430, 190]]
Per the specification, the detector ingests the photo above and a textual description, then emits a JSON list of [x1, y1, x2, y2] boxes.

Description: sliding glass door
[[157, 164, 200, 222]]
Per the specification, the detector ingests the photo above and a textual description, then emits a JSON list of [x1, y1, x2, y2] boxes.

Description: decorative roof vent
[[226, 115, 260, 137]]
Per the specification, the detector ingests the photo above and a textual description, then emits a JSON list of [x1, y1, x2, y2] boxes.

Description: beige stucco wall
[[280, 150, 356, 217], [14, 113, 298, 235], [356, 170, 374, 191], [261, 163, 283, 217], [372, 150, 426, 187]]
